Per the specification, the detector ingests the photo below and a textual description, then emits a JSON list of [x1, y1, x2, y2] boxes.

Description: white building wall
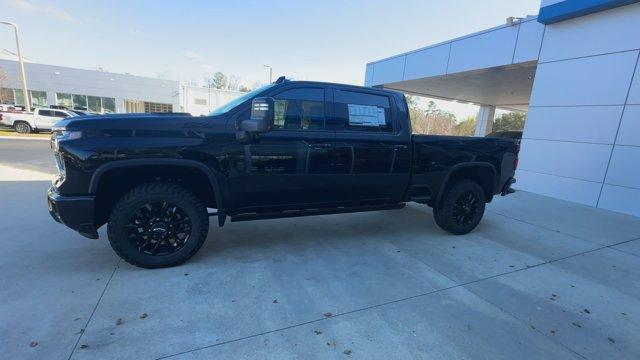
[[180, 86, 244, 116], [0, 59, 180, 112], [518, 2, 640, 216]]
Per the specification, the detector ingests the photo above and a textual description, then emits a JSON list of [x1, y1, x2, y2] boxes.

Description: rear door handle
[[393, 145, 408, 150]]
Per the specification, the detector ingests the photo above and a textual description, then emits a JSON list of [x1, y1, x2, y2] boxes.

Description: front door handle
[[310, 143, 333, 149], [392, 145, 408, 150]]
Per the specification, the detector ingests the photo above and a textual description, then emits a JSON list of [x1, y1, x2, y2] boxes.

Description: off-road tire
[[433, 180, 486, 235], [107, 182, 209, 268]]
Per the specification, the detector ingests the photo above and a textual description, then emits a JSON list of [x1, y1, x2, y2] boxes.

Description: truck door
[[226, 86, 336, 211], [327, 88, 411, 204], [35, 109, 67, 130]]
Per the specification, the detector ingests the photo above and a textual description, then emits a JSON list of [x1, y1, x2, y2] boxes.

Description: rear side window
[[39, 109, 54, 117], [273, 88, 325, 131], [334, 90, 393, 132]]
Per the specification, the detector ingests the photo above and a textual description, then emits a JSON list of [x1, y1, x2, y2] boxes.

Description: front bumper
[[47, 187, 99, 239]]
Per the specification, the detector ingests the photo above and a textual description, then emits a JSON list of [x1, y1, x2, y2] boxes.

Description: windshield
[[208, 83, 276, 116]]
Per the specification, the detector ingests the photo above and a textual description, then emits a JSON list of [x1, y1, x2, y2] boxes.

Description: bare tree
[[227, 75, 240, 91]]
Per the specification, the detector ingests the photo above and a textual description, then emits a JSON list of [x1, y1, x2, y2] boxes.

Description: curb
[[0, 136, 50, 141]]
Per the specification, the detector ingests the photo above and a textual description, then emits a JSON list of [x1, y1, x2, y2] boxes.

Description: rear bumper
[[47, 187, 99, 239], [501, 177, 516, 196]]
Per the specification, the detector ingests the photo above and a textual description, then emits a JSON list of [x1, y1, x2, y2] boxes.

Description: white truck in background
[[0, 107, 76, 133]]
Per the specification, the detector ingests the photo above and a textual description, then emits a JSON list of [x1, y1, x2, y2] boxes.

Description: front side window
[[334, 90, 392, 132], [273, 88, 325, 131]]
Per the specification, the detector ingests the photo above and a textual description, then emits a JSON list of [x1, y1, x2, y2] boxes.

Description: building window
[[102, 97, 116, 112], [1, 88, 16, 104], [1, 88, 47, 108], [87, 96, 101, 112], [194, 98, 207, 105], [57, 93, 117, 113], [30, 91, 47, 107], [73, 94, 87, 110], [56, 93, 73, 108], [143, 102, 172, 113]]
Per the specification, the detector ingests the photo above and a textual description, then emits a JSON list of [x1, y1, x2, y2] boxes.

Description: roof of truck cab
[[279, 80, 404, 96]]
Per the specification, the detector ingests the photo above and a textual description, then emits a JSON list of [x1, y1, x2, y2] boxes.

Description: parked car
[[487, 130, 522, 141], [1, 107, 77, 133], [68, 109, 98, 116], [48, 78, 519, 268]]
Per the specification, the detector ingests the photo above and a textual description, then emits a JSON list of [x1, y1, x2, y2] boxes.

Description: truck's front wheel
[[107, 183, 209, 268], [433, 180, 486, 235]]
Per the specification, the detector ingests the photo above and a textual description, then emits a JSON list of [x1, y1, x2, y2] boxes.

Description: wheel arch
[[90, 159, 227, 225], [436, 162, 497, 205]]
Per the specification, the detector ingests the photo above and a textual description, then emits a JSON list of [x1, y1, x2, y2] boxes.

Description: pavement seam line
[[67, 259, 121, 360], [487, 209, 639, 248], [157, 237, 637, 359], [461, 285, 589, 360]]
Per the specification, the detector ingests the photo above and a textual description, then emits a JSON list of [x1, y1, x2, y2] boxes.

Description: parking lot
[[1, 137, 639, 359]]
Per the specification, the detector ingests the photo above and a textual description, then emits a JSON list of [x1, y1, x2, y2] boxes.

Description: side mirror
[[240, 97, 274, 133]]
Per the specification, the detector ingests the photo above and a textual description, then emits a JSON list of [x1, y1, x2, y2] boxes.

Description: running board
[[230, 203, 406, 222]]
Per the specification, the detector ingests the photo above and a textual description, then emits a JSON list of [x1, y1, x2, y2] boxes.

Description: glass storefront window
[[87, 96, 101, 112], [102, 97, 116, 112], [30, 91, 47, 107], [56, 93, 73, 108], [13, 89, 25, 106], [73, 94, 87, 110], [1, 88, 15, 104]]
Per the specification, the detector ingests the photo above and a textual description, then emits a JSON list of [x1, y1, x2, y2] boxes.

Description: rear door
[[328, 88, 411, 204]]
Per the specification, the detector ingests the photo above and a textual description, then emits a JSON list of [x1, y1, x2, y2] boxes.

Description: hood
[[54, 112, 228, 133]]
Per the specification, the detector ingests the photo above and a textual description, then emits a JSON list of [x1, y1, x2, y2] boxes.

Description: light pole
[[0, 21, 30, 112], [263, 65, 272, 84]]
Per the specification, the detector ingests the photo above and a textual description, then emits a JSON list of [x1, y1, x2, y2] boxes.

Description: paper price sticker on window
[[347, 104, 386, 127]]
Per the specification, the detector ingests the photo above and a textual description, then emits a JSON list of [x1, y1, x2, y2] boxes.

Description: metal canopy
[[380, 61, 537, 112]]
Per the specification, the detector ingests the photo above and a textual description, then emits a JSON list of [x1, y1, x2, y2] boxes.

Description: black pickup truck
[[48, 78, 518, 268]]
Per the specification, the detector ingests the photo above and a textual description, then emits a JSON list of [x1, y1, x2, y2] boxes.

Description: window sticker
[[347, 104, 385, 127]]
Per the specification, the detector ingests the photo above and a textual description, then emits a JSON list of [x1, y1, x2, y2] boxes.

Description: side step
[[230, 203, 406, 222]]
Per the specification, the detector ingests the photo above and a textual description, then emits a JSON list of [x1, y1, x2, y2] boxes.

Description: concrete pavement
[[0, 140, 639, 359]]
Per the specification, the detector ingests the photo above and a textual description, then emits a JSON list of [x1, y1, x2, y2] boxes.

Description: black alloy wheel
[[107, 182, 209, 268], [126, 201, 192, 256], [451, 191, 480, 226], [433, 179, 486, 235]]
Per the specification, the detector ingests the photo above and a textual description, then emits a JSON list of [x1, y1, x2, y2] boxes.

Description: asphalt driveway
[[1, 138, 639, 359]]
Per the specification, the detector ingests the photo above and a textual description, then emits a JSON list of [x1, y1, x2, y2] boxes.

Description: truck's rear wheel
[[107, 183, 209, 268], [433, 180, 485, 235], [14, 121, 32, 134]]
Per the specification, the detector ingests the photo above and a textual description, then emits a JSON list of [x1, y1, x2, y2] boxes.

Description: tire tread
[[107, 182, 209, 268]]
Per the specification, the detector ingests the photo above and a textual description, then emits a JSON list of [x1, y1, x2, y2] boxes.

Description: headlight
[[52, 129, 82, 140]]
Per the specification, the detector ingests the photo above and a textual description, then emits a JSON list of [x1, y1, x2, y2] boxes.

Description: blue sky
[[0, 0, 541, 116]]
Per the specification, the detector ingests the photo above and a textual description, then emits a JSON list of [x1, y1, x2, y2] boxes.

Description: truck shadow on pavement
[[197, 204, 456, 261]]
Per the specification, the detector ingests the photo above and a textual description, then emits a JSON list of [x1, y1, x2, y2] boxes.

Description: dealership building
[[0, 58, 242, 116], [365, 0, 640, 217]]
